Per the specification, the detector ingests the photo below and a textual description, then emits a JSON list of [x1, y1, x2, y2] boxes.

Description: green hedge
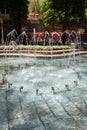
[[83, 42, 87, 46], [83, 42, 87, 49], [0, 45, 70, 51]]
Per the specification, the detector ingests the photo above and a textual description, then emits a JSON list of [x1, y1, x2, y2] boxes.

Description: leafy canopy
[[40, 0, 58, 27], [41, 0, 87, 30]]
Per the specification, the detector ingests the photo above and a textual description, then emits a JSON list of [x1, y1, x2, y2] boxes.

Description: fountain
[[51, 87, 56, 94], [0, 29, 87, 129], [33, 28, 36, 44], [0, 53, 87, 129], [44, 31, 49, 46], [65, 84, 70, 91], [17, 31, 29, 45], [1, 73, 7, 84], [36, 88, 39, 95], [5, 29, 30, 46], [67, 42, 77, 67], [5, 29, 18, 45]]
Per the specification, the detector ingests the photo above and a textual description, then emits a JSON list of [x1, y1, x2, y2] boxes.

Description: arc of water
[[67, 43, 76, 67], [5, 29, 18, 45]]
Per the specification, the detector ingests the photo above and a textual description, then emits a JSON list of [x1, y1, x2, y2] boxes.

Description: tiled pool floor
[[0, 84, 87, 130]]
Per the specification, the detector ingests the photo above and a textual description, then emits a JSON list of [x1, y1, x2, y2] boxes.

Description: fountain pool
[[0, 54, 87, 130]]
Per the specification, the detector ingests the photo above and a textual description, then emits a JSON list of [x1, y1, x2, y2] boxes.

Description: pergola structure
[[0, 12, 10, 44]]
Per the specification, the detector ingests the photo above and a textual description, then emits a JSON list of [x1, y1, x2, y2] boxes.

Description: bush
[[0, 45, 70, 51], [83, 42, 87, 49]]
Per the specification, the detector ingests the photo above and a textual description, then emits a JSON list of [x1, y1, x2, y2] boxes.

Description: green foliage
[[41, 0, 87, 30], [83, 42, 87, 46], [0, 0, 29, 33], [41, 0, 58, 27], [42, 9, 58, 27], [0, 45, 70, 51], [85, 9, 87, 17], [29, 0, 41, 13], [83, 42, 87, 49]]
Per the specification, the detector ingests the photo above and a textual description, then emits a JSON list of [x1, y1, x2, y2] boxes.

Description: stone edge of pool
[[0, 49, 87, 58]]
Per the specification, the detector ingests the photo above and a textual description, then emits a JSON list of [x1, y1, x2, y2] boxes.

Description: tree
[[40, 0, 58, 30], [0, 0, 29, 34], [29, 0, 41, 13], [52, 0, 87, 30], [41, 0, 87, 31]]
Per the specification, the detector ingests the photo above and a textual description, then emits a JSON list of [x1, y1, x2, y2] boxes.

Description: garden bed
[[0, 45, 70, 51]]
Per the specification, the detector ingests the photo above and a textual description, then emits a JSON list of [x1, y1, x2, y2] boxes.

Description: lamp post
[[0, 18, 4, 44], [0, 12, 10, 45], [0, 11, 4, 44]]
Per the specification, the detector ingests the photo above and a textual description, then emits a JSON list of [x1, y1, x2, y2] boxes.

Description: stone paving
[[0, 84, 87, 130]]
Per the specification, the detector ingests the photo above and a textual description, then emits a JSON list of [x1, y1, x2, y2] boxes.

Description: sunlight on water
[[0, 54, 87, 130]]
